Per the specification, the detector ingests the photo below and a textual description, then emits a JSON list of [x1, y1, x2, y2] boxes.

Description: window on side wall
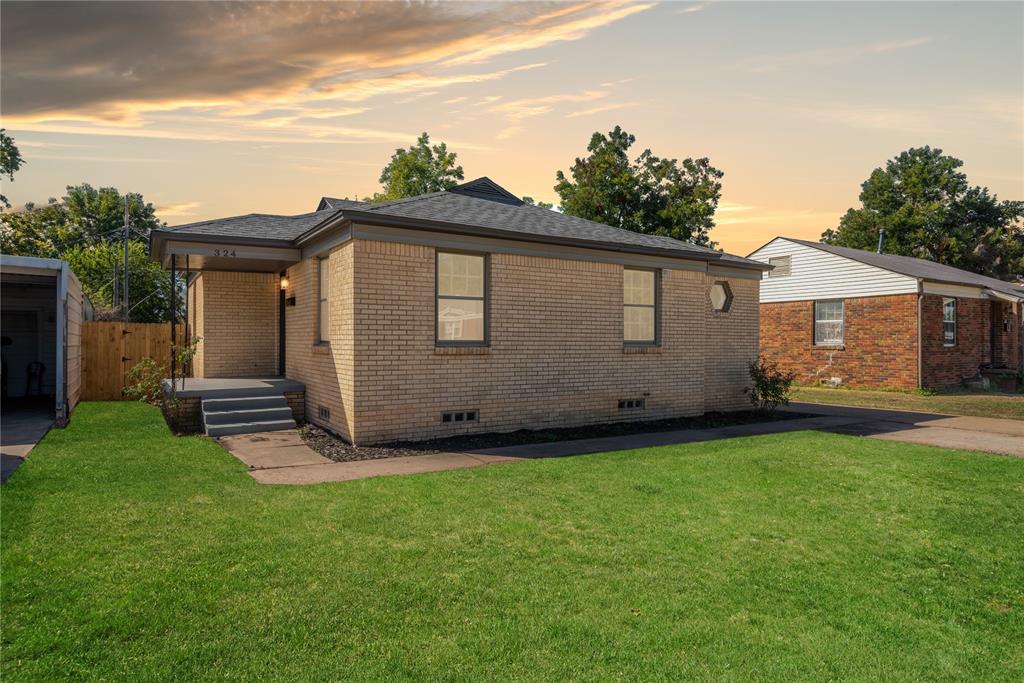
[[436, 252, 487, 345], [768, 255, 791, 277], [942, 297, 956, 346], [624, 268, 658, 345], [317, 256, 330, 344], [814, 300, 843, 345]]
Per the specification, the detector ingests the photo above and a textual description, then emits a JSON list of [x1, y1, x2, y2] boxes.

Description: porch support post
[[170, 256, 177, 387], [183, 255, 189, 389], [278, 270, 286, 376]]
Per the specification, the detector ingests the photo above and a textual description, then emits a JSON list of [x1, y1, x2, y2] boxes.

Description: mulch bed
[[300, 409, 817, 464]]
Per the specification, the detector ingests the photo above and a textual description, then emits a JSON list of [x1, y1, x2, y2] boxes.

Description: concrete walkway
[[219, 404, 1023, 486], [220, 415, 862, 485], [1, 411, 54, 484], [787, 402, 1024, 458]]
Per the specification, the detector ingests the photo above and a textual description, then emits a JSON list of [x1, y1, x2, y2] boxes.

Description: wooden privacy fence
[[81, 322, 184, 400]]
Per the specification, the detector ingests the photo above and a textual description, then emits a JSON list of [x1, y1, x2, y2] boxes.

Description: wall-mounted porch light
[[280, 274, 289, 290]]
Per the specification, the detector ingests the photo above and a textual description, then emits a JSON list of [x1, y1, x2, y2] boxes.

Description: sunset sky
[[2, 1, 1021, 256]]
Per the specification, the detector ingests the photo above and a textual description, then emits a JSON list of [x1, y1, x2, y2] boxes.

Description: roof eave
[[323, 209, 770, 269]]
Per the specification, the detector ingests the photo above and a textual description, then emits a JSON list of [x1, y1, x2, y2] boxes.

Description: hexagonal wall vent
[[709, 281, 733, 312]]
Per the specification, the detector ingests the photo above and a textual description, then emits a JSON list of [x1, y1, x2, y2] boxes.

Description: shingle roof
[[165, 209, 339, 242], [159, 178, 766, 268], [317, 197, 367, 211], [350, 190, 736, 259], [785, 237, 1024, 299]]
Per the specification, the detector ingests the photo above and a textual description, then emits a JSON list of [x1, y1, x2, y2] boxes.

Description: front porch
[[163, 377, 305, 436]]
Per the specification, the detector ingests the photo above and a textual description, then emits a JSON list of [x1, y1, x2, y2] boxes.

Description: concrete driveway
[[786, 402, 1024, 458], [1, 410, 54, 483]]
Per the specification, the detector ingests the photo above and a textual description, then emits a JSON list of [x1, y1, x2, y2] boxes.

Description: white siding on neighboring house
[[749, 238, 918, 303]]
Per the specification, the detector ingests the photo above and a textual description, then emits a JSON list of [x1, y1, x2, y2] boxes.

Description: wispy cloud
[[155, 201, 201, 218], [736, 36, 934, 74], [1, 0, 649, 146], [565, 101, 642, 118], [676, 2, 712, 14]]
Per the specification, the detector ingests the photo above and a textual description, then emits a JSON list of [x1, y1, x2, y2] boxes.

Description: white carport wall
[[0, 254, 88, 425]]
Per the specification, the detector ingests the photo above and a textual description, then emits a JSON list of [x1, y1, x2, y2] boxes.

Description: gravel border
[[300, 410, 816, 464]]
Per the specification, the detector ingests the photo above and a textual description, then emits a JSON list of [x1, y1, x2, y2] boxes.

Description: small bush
[[124, 358, 166, 406], [745, 355, 797, 414]]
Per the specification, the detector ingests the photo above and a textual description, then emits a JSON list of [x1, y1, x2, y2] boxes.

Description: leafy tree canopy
[[521, 196, 554, 210], [0, 184, 174, 322], [554, 126, 723, 247], [63, 241, 177, 323], [822, 146, 1024, 280], [372, 132, 464, 202], [0, 129, 25, 209]]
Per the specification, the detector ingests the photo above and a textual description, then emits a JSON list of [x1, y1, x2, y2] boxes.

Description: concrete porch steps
[[201, 393, 296, 437]]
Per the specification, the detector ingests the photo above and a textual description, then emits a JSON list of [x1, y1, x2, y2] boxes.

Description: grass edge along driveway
[[2, 402, 1022, 680], [792, 385, 1024, 420]]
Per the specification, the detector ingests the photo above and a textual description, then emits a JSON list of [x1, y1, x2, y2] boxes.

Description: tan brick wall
[[346, 239, 759, 444], [188, 271, 279, 378], [760, 294, 919, 389], [283, 243, 356, 441], [187, 274, 205, 377]]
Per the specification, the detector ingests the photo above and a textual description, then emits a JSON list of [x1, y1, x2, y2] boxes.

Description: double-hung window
[[624, 268, 658, 345], [942, 297, 956, 346], [813, 300, 844, 345], [436, 252, 487, 345], [317, 256, 330, 343]]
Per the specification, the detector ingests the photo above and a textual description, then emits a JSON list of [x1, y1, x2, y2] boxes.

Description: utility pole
[[123, 195, 130, 322], [113, 262, 119, 313]]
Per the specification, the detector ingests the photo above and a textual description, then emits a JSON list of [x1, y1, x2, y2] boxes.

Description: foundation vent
[[618, 398, 646, 410], [442, 410, 478, 424], [318, 405, 330, 420]]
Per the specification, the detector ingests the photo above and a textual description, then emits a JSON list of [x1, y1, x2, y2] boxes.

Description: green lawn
[[2, 403, 1022, 680], [792, 385, 1024, 420]]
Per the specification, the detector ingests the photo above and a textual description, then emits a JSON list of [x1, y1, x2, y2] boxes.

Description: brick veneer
[[282, 238, 759, 445], [760, 294, 919, 389], [187, 271, 279, 377], [762, 293, 1022, 390]]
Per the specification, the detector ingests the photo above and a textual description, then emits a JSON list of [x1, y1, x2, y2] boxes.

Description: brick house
[[748, 237, 1024, 390], [150, 178, 769, 443]]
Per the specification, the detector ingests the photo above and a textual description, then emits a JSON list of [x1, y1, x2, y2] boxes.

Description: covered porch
[[156, 234, 300, 386]]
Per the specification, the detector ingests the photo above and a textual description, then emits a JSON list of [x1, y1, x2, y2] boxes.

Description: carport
[[1, 255, 88, 426]]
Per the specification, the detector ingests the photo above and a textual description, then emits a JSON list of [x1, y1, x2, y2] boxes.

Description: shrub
[[745, 355, 797, 414], [124, 358, 166, 406]]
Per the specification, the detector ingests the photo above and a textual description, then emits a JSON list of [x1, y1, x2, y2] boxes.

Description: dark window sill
[[624, 345, 662, 354], [434, 346, 490, 355]]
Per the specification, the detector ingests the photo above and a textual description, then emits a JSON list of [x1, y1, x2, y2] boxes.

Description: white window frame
[[942, 297, 956, 346], [317, 257, 330, 344], [813, 299, 844, 346]]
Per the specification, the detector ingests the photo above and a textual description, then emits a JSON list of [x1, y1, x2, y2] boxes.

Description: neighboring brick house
[[748, 237, 1024, 390], [150, 178, 768, 443]]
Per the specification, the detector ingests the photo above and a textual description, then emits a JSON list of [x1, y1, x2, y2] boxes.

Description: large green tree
[[63, 241, 177, 323], [822, 146, 1024, 280], [0, 184, 174, 322], [0, 129, 25, 209], [554, 126, 723, 247], [372, 132, 464, 202]]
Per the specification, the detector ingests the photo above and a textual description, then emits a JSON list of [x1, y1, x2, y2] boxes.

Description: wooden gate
[[81, 322, 184, 400]]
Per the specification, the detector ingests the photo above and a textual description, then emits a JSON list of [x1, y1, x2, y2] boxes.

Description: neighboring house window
[[437, 252, 486, 345], [943, 297, 956, 346], [624, 268, 658, 344], [317, 256, 330, 343], [768, 255, 791, 277], [814, 300, 844, 345]]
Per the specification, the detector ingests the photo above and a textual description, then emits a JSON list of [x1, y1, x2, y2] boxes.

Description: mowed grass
[[792, 385, 1024, 420], [2, 403, 1022, 680]]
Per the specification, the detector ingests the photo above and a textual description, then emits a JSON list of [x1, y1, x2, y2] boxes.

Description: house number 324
[[213, 248, 237, 257]]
